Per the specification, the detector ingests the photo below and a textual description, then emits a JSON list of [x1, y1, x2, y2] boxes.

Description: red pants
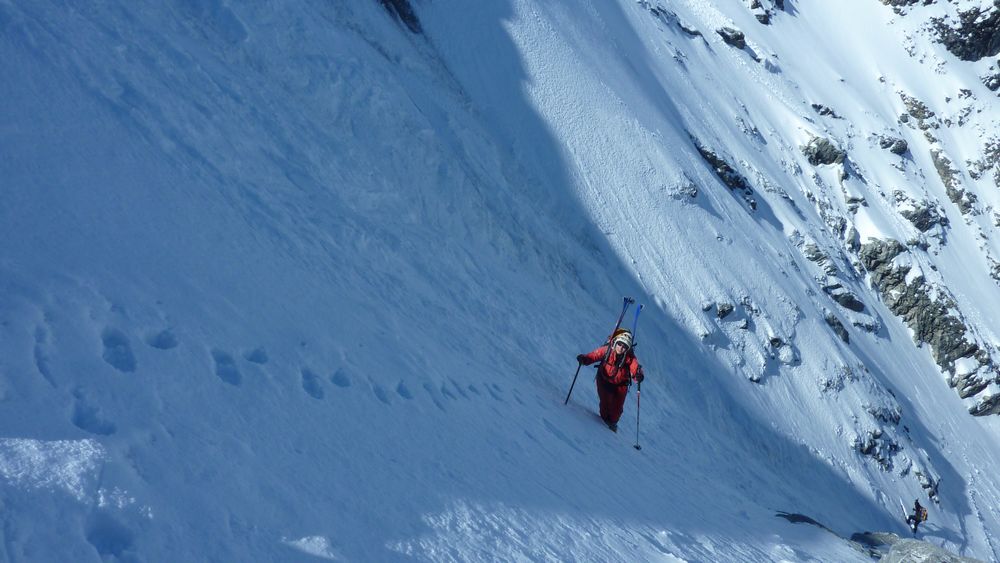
[[596, 378, 629, 424]]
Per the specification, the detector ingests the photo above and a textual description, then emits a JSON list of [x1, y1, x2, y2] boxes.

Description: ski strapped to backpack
[[565, 296, 633, 405], [596, 298, 636, 373]]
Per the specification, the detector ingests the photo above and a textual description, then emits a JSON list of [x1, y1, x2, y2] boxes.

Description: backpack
[[918, 507, 928, 522]]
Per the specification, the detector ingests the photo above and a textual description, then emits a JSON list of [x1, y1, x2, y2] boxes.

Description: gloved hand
[[576, 354, 587, 364], [633, 370, 645, 383]]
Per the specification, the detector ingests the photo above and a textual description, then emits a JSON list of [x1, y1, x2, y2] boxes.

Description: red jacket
[[579, 345, 643, 386]]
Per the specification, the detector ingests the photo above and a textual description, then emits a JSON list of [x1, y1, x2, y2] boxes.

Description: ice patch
[[0, 438, 104, 501], [282, 536, 340, 560], [98, 487, 135, 510]]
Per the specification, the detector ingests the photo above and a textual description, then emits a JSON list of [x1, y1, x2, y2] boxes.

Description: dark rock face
[[804, 243, 839, 275], [880, 136, 908, 155], [748, 0, 781, 24], [968, 138, 1000, 186], [860, 240, 1000, 416], [802, 137, 846, 166], [901, 205, 947, 233], [932, 1, 1000, 62], [811, 103, 841, 118], [867, 403, 901, 426], [825, 312, 850, 344], [900, 94, 936, 126], [717, 27, 747, 49], [930, 148, 977, 214], [860, 241, 973, 370], [679, 23, 703, 37], [984, 71, 1000, 92], [970, 395, 1000, 416], [853, 531, 978, 562], [717, 302, 735, 319], [893, 192, 949, 233], [853, 428, 901, 471], [824, 283, 867, 312], [638, 0, 702, 36], [379, 0, 422, 34], [692, 138, 758, 210]]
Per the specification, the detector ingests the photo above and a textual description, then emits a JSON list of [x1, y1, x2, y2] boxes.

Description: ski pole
[[633, 381, 642, 450], [565, 296, 633, 405], [563, 361, 583, 405]]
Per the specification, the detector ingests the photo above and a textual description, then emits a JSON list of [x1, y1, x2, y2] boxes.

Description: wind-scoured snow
[[2, 0, 1000, 561]]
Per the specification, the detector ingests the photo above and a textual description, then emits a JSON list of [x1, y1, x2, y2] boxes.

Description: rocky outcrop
[[853, 428, 901, 471], [747, 0, 783, 24], [802, 137, 847, 166], [638, 0, 702, 36], [969, 394, 1000, 416], [716, 302, 735, 319], [692, 138, 758, 209], [896, 92, 980, 216], [879, 136, 908, 155], [852, 532, 982, 562], [825, 311, 850, 344], [860, 241, 972, 370], [717, 27, 746, 49], [968, 138, 1000, 189], [860, 239, 1000, 415], [930, 148, 977, 214], [803, 243, 839, 275], [899, 93, 938, 134], [983, 70, 1000, 92], [931, 1, 1000, 62], [892, 191, 948, 233], [811, 103, 841, 118], [823, 283, 867, 312]]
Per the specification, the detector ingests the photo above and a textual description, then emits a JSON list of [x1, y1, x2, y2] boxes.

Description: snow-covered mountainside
[[3, 0, 1000, 560]]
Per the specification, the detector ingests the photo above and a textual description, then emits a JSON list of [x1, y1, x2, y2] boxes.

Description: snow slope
[[1, 0, 999, 560]]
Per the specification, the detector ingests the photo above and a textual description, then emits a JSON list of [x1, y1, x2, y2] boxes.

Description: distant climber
[[906, 499, 928, 534], [577, 328, 644, 432]]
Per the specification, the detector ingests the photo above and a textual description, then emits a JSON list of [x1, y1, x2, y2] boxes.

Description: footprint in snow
[[439, 382, 457, 400], [396, 381, 414, 400], [422, 383, 447, 412], [86, 511, 135, 559], [486, 384, 505, 402], [372, 383, 391, 405], [330, 368, 351, 388], [211, 349, 242, 386], [144, 329, 178, 350], [33, 326, 56, 387], [102, 328, 137, 373], [71, 392, 117, 435], [243, 347, 268, 365], [301, 369, 324, 400], [446, 379, 468, 399]]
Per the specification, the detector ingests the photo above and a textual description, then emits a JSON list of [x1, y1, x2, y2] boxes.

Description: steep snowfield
[[1, 0, 999, 561]]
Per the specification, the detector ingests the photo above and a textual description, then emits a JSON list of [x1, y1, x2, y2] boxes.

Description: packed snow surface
[[2, 0, 1000, 561]]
